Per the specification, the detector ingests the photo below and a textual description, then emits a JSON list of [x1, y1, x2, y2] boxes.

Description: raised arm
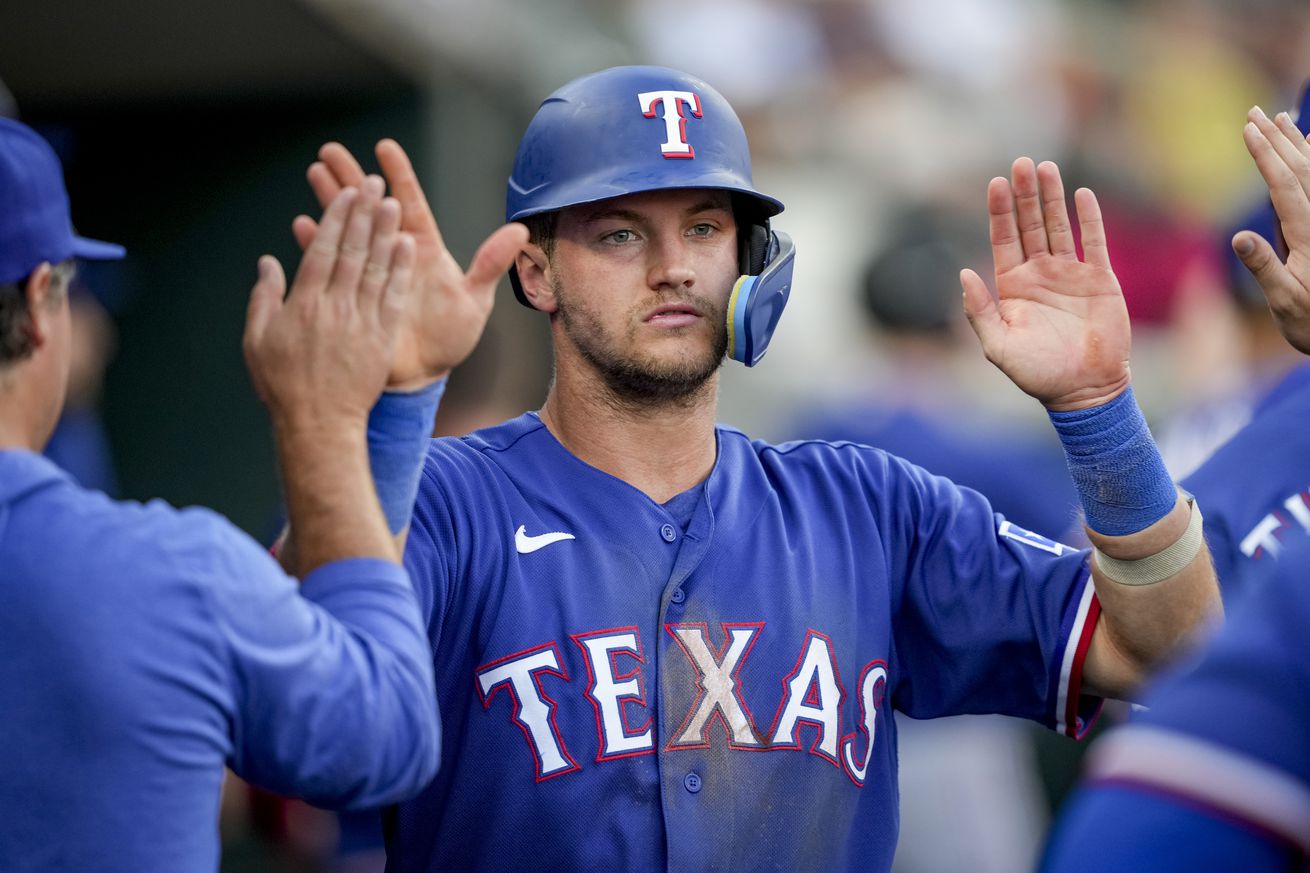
[[230, 181, 443, 806], [961, 158, 1221, 700], [277, 141, 526, 570]]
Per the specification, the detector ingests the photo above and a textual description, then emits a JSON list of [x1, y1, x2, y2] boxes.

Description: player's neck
[[540, 366, 719, 504], [0, 369, 55, 452]]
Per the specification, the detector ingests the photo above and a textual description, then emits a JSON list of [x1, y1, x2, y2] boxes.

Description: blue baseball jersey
[[1182, 362, 1310, 600], [795, 404, 1081, 542], [387, 413, 1101, 872], [1041, 536, 1310, 870], [0, 451, 439, 873]]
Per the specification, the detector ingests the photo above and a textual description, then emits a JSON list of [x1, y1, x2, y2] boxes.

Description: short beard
[[555, 275, 727, 408]]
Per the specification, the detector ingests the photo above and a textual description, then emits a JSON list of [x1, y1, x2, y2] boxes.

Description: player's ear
[[515, 245, 558, 314], [22, 263, 58, 347]]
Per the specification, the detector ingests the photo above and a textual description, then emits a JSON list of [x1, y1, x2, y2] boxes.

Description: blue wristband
[[367, 380, 445, 534], [1047, 387, 1176, 536]]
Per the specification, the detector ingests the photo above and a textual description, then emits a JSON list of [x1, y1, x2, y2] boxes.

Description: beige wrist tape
[[1093, 498, 1204, 586]]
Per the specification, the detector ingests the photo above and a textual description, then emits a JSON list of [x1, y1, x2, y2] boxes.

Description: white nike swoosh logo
[[515, 525, 576, 554]]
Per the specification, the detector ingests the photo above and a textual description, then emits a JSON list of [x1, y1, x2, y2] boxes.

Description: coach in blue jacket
[[0, 118, 439, 871]]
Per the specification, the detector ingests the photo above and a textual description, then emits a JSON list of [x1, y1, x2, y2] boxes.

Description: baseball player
[[1181, 84, 1310, 600], [1042, 96, 1310, 873], [292, 66, 1219, 871], [0, 120, 439, 872]]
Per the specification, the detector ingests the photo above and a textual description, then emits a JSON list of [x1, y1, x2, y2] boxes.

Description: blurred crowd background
[[4, 0, 1309, 870]]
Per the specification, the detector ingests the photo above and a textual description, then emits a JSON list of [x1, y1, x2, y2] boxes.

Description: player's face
[[548, 189, 738, 403]]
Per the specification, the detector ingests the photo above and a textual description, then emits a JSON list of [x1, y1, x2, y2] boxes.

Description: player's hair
[[859, 209, 971, 338], [0, 259, 75, 365], [522, 212, 558, 260]]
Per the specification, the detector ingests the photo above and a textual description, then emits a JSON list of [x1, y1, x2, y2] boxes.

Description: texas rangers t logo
[[637, 90, 703, 158]]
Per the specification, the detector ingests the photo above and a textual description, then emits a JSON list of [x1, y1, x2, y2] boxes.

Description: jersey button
[[670, 587, 685, 604], [683, 772, 702, 793], [660, 523, 677, 542]]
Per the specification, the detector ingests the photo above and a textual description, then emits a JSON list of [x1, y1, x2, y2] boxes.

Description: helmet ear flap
[[740, 221, 771, 276], [728, 228, 795, 367]]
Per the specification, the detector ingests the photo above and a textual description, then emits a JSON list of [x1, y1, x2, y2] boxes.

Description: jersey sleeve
[[883, 455, 1101, 737], [1040, 782, 1299, 872], [403, 447, 464, 642], [1041, 540, 1310, 868], [1180, 468, 1238, 596], [194, 513, 440, 809]]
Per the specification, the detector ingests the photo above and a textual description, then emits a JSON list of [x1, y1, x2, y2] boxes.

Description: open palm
[[294, 140, 528, 389], [960, 158, 1130, 411]]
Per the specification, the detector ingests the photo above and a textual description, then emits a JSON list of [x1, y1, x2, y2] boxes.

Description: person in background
[[1041, 100, 1310, 873], [1175, 84, 1310, 597], [794, 205, 1081, 541], [0, 118, 439, 872]]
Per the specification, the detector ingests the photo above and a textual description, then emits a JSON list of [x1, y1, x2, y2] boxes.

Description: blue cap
[[0, 118, 124, 285]]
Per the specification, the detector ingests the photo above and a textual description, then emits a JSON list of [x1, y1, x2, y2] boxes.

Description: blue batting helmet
[[506, 65, 783, 226]]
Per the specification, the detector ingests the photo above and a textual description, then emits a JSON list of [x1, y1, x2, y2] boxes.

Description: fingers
[[294, 187, 358, 294], [326, 176, 386, 301], [1037, 161, 1077, 259], [243, 256, 287, 400], [245, 255, 287, 348], [358, 197, 403, 313], [1249, 106, 1310, 202], [465, 222, 531, 292], [1011, 157, 1050, 259], [305, 139, 446, 266], [307, 162, 343, 213], [990, 159, 1087, 271], [292, 215, 318, 252], [376, 139, 443, 243], [1233, 229, 1307, 320], [1074, 187, 1111, 270], [986, 176, 1025, 275], [314, 142, 368, 204], [1244, 112, 1310, 248], [1272, 109, 1310, 162], [378, 234, 417, 336], [960, 267, 1006, 356]]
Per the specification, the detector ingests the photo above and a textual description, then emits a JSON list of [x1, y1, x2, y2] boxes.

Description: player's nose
[[646, 234, 696, 292]]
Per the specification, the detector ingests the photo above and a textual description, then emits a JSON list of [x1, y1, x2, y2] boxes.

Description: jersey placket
[[653, 483, 724, 869]]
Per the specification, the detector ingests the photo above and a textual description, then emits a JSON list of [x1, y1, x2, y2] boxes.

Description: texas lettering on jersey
[[1182, 364, 1310, 599], [1238, 484, 1310, 560], [475, 623, 889, 786]]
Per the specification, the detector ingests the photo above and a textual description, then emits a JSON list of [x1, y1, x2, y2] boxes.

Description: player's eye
[[688, 223, 716, 238], [602, 228, 637, 244]]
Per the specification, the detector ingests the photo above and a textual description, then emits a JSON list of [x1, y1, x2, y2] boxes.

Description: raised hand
[[1233, 105, 1310, 354], [244, 177, 416, 428], [294, 140, 528, 389], [960, 158, 1131, 411]]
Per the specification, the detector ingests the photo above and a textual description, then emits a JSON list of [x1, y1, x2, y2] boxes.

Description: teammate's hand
[[293, 140, 528, 390], [244, 177, 416, 428], [960, 158, 1131, 411], [1233, 105, 1310, 355]]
